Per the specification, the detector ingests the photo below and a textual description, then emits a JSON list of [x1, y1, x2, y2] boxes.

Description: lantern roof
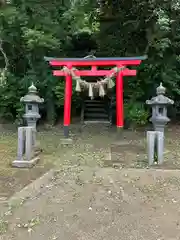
[[146, 83, 174, 105], [20, 83, 44, 103]]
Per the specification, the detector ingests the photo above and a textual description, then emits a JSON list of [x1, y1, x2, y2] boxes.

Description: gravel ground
[[1, 166, 180, 240], [1, 123, 180, 239]]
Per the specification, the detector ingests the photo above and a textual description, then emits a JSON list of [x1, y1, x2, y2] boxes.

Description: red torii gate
[[44, 56, 147, 138]]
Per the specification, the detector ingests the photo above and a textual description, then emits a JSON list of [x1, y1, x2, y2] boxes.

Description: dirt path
[[1, 166, 180, 240]]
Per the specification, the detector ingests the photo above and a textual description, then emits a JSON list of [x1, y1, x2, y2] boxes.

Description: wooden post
[[63, 69, 72, 138], [116, 71, 123, 129]]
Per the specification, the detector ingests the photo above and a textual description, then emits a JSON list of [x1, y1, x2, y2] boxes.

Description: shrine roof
[[44, 56, 147, 62]]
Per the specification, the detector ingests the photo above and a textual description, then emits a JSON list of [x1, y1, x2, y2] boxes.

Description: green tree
[[0, 0, 180, 125], [0, 0, 98, 123]]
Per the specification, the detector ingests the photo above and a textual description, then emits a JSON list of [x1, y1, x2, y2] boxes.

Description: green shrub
[[124, 101, 149, 127]]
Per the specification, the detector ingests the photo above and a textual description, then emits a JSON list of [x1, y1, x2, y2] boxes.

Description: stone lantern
[[20, 83, 44, 129], [146, 83, 174, 132]]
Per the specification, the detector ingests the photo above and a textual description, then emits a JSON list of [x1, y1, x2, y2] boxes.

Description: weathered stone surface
[[12, 126, 40, 168], [157, 131, 164, 165], [147, 131, 165, 165], [12, 157, 40, 168], [60, 138, 73, 145], [147, 131, 156, 165], [146, 82, 174, 132], [21, 83, 44, 129], [17, 127, 25, 160]]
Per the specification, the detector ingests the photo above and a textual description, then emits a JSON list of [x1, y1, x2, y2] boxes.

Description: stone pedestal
[[12, 127, 40, 168], [147, 131, 164, 165]]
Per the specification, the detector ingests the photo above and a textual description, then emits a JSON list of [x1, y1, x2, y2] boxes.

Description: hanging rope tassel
[[61, 66, 127, 98], [75, 79, 81, 92], [88, 83, 94, 99], [99, 83, 105, 97], [107, 78, 115, 88]]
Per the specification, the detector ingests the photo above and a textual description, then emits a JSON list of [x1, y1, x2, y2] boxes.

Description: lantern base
[[12, 157, 40, 168]]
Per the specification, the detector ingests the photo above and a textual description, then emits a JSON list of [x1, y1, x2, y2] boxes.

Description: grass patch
[[0, 219, 8, 234]]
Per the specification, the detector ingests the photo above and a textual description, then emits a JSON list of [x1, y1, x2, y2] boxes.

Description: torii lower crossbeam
[[44, 56, 147, 138]]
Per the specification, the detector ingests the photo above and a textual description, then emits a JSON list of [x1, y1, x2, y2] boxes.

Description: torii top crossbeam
[[44, 55, 147, 138], [44, 56, 147, 62], [45, 56, 147, 77]]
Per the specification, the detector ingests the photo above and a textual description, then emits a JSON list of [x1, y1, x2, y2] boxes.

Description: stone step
[[84, 120, 110, 124], [85, 107, 106, 112], [85, 102, 105, 107], [84, 119, 109, 123], [84, 111, 108, 117], [84, 117, 109, 122], [85, 99, 103, 103], [83, 98, 109, 122]]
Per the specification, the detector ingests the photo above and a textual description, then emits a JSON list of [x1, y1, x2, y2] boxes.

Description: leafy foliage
[[124, 102, 149, 127], [0, 0, 179, 125]]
